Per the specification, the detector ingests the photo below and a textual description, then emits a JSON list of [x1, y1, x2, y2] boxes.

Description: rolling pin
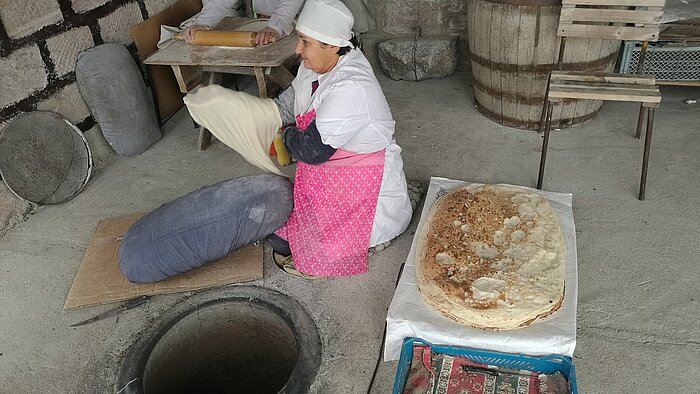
[[175, 30, 276, 47]]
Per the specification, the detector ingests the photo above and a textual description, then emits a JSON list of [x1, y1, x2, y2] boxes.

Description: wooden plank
[[656, 80, 700, 87], [516, 6, 537, 125], [197, 72, 222, 151], [203, 65, 256, 75], [558, 24, 660, 40], [551, 80, 660, 92], [501, 3, 520, 123], [551, 71, 656, 84], [568, 37, 592, 124], [254, 66, 268, 98], [489, 1, 504, 123], [562, 0, 665, 6], [467, 0, 479, 101], [558, 35, 581, 123], [560, 8, 663, 24], [549, 86, 661, 102], [144, 19, 299, 68], [474, 0, 494, 117], [530, 6, 560, 125]]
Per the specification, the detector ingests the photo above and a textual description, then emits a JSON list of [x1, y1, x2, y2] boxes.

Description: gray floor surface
[[1, 49, 699, 393]]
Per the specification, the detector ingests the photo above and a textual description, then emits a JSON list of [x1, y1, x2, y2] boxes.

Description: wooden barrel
[[467, 0, 620, 130]]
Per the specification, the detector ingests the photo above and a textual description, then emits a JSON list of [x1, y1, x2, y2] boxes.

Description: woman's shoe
[[273, 252, 320, 280]]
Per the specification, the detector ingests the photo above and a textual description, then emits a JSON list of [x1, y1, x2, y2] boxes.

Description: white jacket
[[292, 49, 413, 246]]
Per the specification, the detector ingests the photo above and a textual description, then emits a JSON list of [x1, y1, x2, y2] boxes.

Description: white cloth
[[296, 0, 353, 47], [192, 0, 303, 36], [292, 49, 412, 246], [183, 85, 287, 177], [385, 178, 578, 361]]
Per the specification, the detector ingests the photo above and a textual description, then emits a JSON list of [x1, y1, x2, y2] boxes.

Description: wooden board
[[64, 214, 264, 310], [130, 0, 203, 123], [145, 17, 299, 68], [560, 8, 664, 24], [551, 70, 656, 84], [549, 85, 661, 103], [558, 24, 661, 41]]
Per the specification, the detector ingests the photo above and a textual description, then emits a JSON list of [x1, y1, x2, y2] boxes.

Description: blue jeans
[[120, 174, 293, 283]]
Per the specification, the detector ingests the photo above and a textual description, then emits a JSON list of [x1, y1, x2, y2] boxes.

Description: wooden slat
[[548, 85, 661, 102], [551, 70, 656, 84], [551, 80, 660, 92], [656, 80, 700, 87], [489, 1, 504, 123], [500, 6, 520, 122], [558, 24, 660, 40], [560, 8, 663, 24], [562, 0, 665, 6], [516, 6, 537, 124]]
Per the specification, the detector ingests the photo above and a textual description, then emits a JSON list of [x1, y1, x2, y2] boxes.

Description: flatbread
[[416, 185, 566, 330]]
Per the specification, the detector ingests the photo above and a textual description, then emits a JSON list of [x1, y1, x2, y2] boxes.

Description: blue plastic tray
[[393, 337, 577, 394]]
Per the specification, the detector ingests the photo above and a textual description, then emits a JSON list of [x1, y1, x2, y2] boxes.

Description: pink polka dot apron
[[275, 109, 385, 277]]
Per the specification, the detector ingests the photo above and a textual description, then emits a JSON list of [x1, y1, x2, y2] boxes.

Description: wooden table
[[144, 17, 299, 150]]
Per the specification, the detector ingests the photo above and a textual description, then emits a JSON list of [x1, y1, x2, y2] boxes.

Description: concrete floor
[[1, 43, 700, 393]]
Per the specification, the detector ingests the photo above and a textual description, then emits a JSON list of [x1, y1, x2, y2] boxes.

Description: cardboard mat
[[64, 214, 263, 310]]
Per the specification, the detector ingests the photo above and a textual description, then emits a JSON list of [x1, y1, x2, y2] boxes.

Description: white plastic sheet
[[384, 177, 578, 361]]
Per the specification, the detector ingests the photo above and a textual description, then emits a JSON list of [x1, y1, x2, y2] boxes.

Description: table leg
[[254, 67, 268, 98], [268, 66, 295, 91], [197, 72, 223, 151]]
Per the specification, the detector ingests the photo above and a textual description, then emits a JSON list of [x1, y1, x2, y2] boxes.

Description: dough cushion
[[416, 185, 566, 330], [184, 85, 286, 176]]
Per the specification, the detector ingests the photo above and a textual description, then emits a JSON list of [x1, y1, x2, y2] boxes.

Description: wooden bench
[[537, 0, 665, 200]]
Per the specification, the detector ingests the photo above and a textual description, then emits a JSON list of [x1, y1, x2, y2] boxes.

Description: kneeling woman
[[271, 0, 412, 277]]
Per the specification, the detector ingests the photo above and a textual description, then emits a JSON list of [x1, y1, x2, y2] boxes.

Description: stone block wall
[[0, 0, 178, 234], [0, 0, 177, 131], [369, 0, 469, 69], [0, 0, 468, 137]]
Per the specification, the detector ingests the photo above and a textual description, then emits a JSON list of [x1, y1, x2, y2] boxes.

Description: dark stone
[[378, 36, 459, 81]]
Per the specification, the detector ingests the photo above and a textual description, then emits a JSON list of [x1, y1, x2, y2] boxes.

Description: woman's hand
[[183, 25, 210, 43], [256, 27, 280, 46]]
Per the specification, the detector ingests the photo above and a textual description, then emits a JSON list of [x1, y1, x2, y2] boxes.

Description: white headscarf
[[295, 0, 354, 47]]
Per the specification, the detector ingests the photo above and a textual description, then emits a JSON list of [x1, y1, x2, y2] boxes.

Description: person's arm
[[184, 0, 240, 43], [265, 0, 304, 36], [274, 85, 296, 126], [283, 120, 337, 165], [195, 0, 240, 28]]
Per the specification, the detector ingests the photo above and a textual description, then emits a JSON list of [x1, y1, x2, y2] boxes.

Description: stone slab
[[0, 46, 47, 108], [381, 0, 468, 36], [99, 3, 144, 45], [0, 182, 32, 237], [71, 0, 110, 14], [37, 83, 92, 125], [378, 36, 459, 81], [0, 0, 62, 39], [46, 26, 95, 77]]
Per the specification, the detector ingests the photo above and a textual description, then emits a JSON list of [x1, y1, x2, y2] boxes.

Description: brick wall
[[0, 0, 176, 131], [0, 0, 177, 234]]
